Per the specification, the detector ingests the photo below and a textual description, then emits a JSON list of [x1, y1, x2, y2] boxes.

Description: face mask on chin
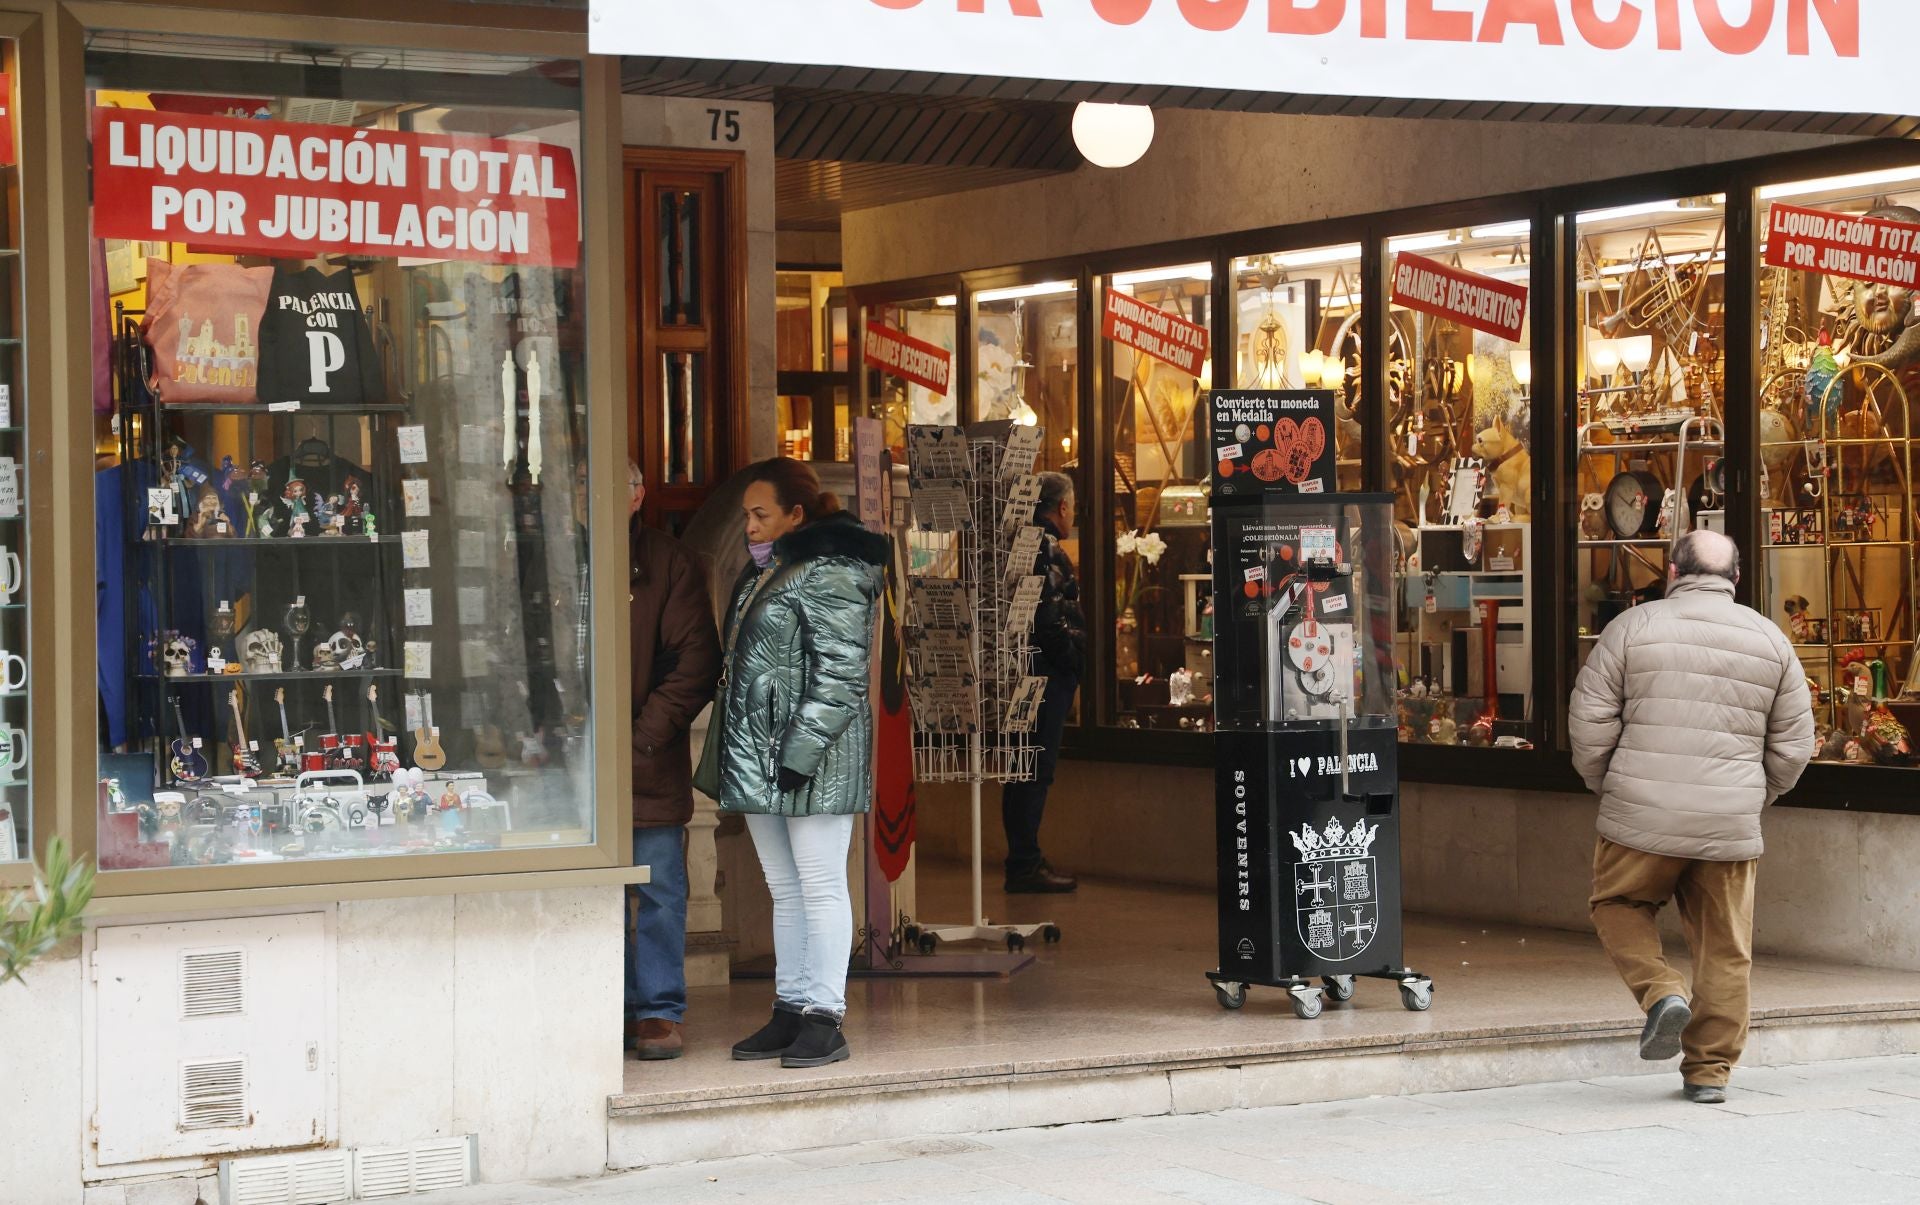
[[749, 539, 776, 568]]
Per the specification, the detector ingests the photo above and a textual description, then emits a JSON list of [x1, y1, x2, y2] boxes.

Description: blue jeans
[[744, 812, 857, 1015], [625, 825, 688, 1024]]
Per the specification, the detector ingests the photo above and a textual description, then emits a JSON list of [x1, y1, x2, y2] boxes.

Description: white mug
[[0, 723, 24, 778], [0, 547, 20, 603], [0, 651, 24, 693]]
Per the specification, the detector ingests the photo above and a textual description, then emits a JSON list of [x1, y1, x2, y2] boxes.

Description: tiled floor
[[448, 1054, 1920, 1202], [616, 865, 1920, 1108]]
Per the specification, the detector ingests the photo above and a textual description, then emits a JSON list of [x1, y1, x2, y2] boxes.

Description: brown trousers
[[1589, 837, 1758, 1087]]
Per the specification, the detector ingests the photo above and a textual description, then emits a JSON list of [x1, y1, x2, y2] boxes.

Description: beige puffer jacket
[[1569, 575, 1814, 861]]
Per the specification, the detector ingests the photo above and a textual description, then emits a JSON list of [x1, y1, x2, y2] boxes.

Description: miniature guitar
[[274, 687, 302, 775], [411, 691, 448, 772], [228, 685, 261, 778], [366, 683, 399, 780], [473, 716, 508, 770], [168, 696, 208, 782]]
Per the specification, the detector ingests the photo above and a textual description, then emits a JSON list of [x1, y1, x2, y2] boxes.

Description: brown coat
[[630, 524, 722, 828]]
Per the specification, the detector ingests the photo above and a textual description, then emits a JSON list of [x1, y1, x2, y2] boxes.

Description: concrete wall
[[0, 885, 622, 1203], [622, 96, 779, 460], [842, 110, 1845, 285], [916, 769, 1920, 973]]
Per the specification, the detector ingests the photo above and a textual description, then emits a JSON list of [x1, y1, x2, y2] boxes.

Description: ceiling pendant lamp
[[1072, 102, 1154, 169]]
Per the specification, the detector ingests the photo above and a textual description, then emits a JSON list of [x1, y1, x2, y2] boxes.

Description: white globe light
[[1073, 102, 1154, 169]]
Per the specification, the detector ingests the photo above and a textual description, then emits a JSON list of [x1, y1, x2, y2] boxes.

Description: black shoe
[[1005, 862, 1077, 894], [1639, 994, 1691, 1061], [781, 1009, 850, 1069], [730, 1004, 804, 1061], [1683, 1082, 1727, 1104]]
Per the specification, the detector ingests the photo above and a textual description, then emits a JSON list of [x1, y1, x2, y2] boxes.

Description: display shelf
[[153, 535, 400, 548], [156, 401, 412, 416], [141, 667, 402, 684], [1578, 538, 1671, 548]]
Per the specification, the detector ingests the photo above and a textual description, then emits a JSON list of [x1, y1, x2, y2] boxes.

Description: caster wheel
[[1042, 925, 1062, 944], [1322, 975, 1355, 1003], [1290, 988, 1324, 1021], [1007, 934, 1027, 953], [1213, 981, 1247, 1010], [1399, 979, 1433, 1012], [917, 934, 938, 956]]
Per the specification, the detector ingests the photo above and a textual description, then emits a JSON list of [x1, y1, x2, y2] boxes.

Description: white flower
[[1116, 530, 1139, 557], [1137, 532, 1168, 565]]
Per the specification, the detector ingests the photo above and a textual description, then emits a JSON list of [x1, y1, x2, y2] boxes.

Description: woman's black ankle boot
[[731, 1003, 805, 1061], [780, 1009, 850, 1068]]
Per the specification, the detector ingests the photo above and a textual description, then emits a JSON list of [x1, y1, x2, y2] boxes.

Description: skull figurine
[[329, 628, 367, 671], [240, 629, 284, 674], [161, 634, 195, 678], [311, 643, 340, 672]]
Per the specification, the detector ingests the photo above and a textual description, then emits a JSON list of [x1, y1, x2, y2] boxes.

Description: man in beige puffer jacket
[[1569, 530, 1814, 1105]]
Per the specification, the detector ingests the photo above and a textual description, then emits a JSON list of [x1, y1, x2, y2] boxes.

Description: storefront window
[[972, 281, 1078, 459], [0, 48, 25, 864], [89, 38, 593, 870], [1232, 246, 1366, 492], [1570, 197, 1727, 680], [777, 270, 850, 460], [871, 294, 958, 459], [1387, 225, 1536, 749], [1101, 264, 1212, 730], [1753, 169, 1920, 769]]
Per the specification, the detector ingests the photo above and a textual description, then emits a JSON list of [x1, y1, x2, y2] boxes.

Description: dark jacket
[[631, 524, 722, 827], [716, 512, 889, 817], [1032, 515, 1086, 680]]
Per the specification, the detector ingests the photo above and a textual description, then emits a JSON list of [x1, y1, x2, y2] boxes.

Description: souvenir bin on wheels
[[1205, 389, 1433, 1019]]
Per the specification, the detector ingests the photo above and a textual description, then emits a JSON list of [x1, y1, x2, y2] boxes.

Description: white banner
[[590, 1, 1912, 117]]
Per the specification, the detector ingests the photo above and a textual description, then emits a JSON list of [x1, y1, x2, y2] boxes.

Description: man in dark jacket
[[624, 463, 721, 1059], [1002, 471, 1085, 894]]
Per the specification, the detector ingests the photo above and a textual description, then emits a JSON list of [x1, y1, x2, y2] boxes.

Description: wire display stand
[[900, 423, 1059, 954]]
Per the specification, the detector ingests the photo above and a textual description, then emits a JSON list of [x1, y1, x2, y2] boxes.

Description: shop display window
[[1232, 245, 1366, 492], [0, 47, 24, 864], [972, 281, 1078, 457], [872, 294, 959, 459], [1100, 264, 1212, 731], [1570, 197, 1728, 677], [1386, 225, 1536, 749], [776, 270, 850, 460], [1753, 168, 1920, 768], [89, 37, 594, 870]]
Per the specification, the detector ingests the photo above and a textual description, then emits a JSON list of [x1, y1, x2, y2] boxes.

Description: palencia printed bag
[[141, 258, 271, 404]]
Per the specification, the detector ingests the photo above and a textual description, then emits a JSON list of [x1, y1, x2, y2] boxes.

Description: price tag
[[403, 641, 432, 679], [404, 588, 434, 627], [396, 425, 429, 464], [402, 479, 431, 517]]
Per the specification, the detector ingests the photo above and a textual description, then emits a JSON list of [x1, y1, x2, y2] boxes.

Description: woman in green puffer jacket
[[718, 457, 888, 1070]]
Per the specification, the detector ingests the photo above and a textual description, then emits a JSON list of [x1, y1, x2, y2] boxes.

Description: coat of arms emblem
[[1291, 816, 1378, 962]]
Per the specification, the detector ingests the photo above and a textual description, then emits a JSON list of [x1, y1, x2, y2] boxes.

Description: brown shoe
[[632, 1018, 684, 1061]]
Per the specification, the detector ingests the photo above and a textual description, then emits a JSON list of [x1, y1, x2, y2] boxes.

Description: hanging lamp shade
[[1073, 103, 1154, 169]]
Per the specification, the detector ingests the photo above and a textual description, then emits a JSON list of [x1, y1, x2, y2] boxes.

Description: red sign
[[862, 321, 952, 396], [1390, 252, 1529, 342], [0, 75, 14, 168], [92, 108, 579, 268], [1102, 288, 1210, 378], [1765, 203, 1920, 288]]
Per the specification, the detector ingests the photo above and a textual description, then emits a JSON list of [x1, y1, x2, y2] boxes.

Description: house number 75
[[707, 109, 741, 143]]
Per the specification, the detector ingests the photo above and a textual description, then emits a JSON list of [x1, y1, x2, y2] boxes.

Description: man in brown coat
[[1569, 530, 1814, 1104], [622, 463, 720, 1059]]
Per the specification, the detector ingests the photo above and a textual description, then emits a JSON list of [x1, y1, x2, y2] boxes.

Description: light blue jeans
[[745, 812, 857, 1015]]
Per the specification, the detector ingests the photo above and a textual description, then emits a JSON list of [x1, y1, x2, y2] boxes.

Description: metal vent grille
[[289, 1155, 352, 1205], [226, 1162, 291, 1205], [179, 1057, 248, 1130], [354, 1148, 413, 1199], [410, 1138, 473, 1191], [180, 948, 246, 1019]]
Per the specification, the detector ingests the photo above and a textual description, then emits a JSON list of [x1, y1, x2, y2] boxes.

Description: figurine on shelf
[[243, 461, 272, 536], [360, 508, 378, 539], [1782, 595, 1814, 644], [183, 485, 232, 538], [1427, 712, 1458, 746], [1805, 329, 1842, 430], [206, 647, 227, 675], [1862, 707, 1912, 765], [328, 616, 367, 672], [240, 629, 283, 675], [282, 476, 311, 538], [160, 632, 197, 678], [338, 478, 365, 533]]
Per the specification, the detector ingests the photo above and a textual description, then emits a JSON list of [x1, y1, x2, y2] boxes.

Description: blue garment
[[625, 824, 689, 1023], [744, 811, 857, 1014], [1001, 671, 1078, 876], [96, 466, 129, 748]]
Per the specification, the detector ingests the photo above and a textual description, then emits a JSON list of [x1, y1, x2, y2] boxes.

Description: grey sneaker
[[1683, 1082, 1727, 1104], [1639, 995, 1691, 1061]]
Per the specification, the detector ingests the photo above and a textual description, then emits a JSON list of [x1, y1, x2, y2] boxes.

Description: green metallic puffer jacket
[[716, 511, 889, 817]]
